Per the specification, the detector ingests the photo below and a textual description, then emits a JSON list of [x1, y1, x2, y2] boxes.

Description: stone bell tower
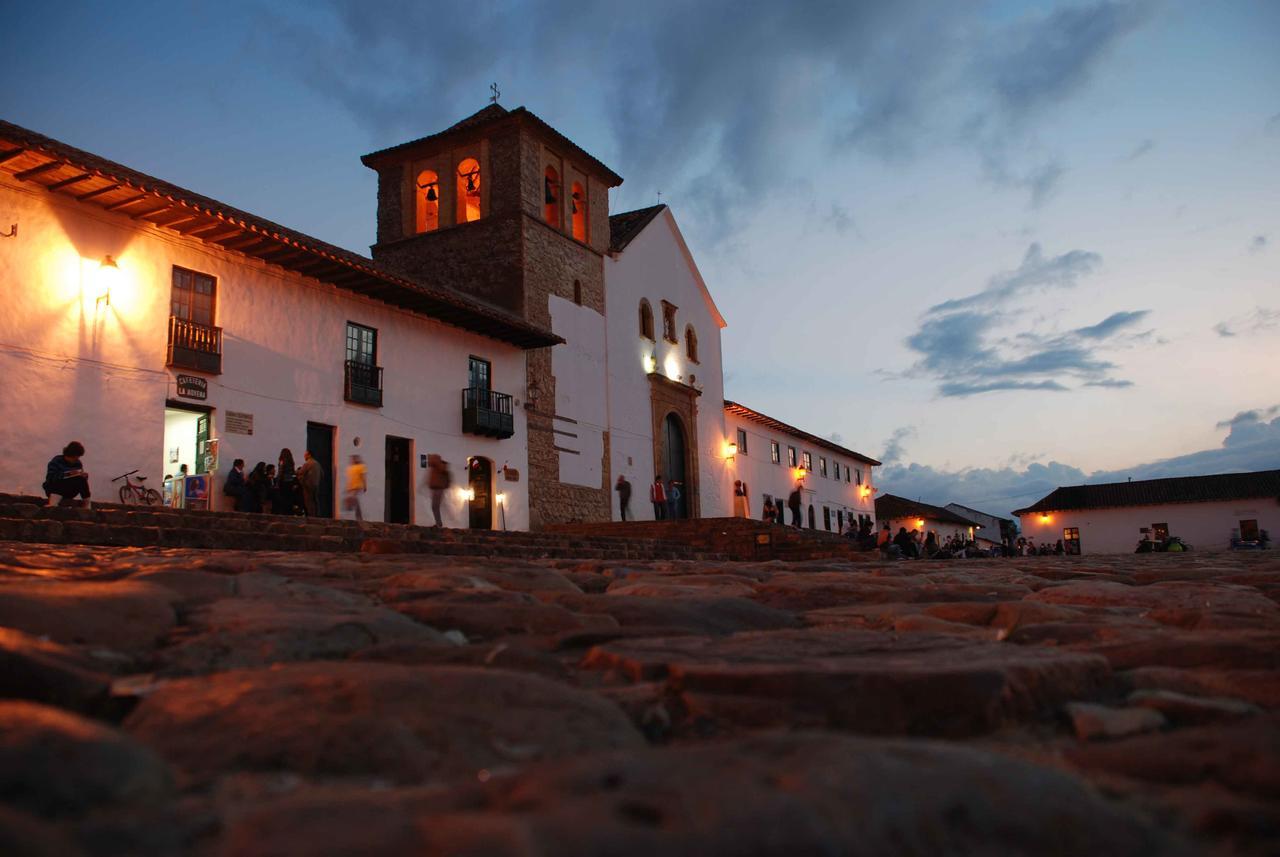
[[361, 104, 624, 529]]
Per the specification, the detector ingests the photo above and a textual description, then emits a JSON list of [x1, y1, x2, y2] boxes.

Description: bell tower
[[361, 105, 624, 528]]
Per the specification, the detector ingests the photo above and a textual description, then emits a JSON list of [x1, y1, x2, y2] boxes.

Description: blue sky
[[4, 1, 1277, 516]]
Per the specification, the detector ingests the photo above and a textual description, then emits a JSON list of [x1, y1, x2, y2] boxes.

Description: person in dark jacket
[[44, 441, 91, 507], [223, 459, 248, 511], [245, 462, 270, 513], [615, 474, 632, 521], [787, 485, 803, 528], [274, 448, 299, 515]]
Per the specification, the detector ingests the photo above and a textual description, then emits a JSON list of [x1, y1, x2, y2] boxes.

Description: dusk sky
[[5, 0, 1277, 516]]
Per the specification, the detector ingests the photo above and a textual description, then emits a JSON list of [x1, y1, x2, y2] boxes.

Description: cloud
[[880, 426, 917, 466], [1249, 234, 1268, 254], [1214, 306, 1280, 338], [1073, 310, 1149, 339], [264, 0, 1153, 240], [1267, 112, 1280, 135], [1123, 138, 1156, 161], [929, 243, 1102, 314], [981, 156, 1067, 208], [1082, 378, 1134, 388], [878, 404, 1280, 518]]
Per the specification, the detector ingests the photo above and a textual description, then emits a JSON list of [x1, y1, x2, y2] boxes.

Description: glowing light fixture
[[460, 487, 475, 502], [724, 441, 738, 461], [496, 492, 506, 505], [95, 255, 119, 306], [1039, 513, 1051, 523], [916, 518, 925, 529], [644, 351, 657, 373]]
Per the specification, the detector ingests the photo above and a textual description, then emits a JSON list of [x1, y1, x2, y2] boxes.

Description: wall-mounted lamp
[[496, 492, 505, 505], [460, 487, 475, 502], [525, 380, 541, 409], [724, 441, 738, 461], [644, 352, 657, 373], [1039, 513, 1051, 524], [95, 255, 119, 306], [916, 518, 926, 529]]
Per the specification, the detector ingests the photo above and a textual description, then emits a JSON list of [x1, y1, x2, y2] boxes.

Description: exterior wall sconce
[[724, 441, 737, 461], [525, 380, 541, 409], [794, 466, 807, 482], [496, 492, 505, 504], [95, 255, 119, 306], [644, 352, 657, 373], [460, 487, 475, 502], [1039, 513, 1051, 523], [916, 518, 926, 529]]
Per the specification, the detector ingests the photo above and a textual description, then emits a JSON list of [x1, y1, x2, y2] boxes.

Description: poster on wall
[[225, 412, 254, 435], [184, 474, 209, 510], [203, 438, 219, 475]]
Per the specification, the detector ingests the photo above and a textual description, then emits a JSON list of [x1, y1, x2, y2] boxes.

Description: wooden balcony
[[344, 360, 384, 407], [462, 387, 514, 439], [166, 316, 222, 374]]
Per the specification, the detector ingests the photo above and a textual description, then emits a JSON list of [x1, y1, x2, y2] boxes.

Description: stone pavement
[[1, 542, 1277, 855]]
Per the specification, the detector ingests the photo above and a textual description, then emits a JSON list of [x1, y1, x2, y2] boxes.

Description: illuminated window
[[572, 279, 582, 306], [736, 428, 748, 455], [787, 446, 797, 467], [1063, 527, 1081, 555], [571, 181, 587, 241], [770, 441, 780, 465], [819, 457, 828, 478], [457, 157, 481, 223], [544, 166, 561, 228], [854, 467, 860, 485], [802, 452, 812, 471], [661, 301, 678, 343], [639, 300, 655, 340], [415, 170, 439, 233], [685, 326, 699, 363], [832, 462, 840, 481]]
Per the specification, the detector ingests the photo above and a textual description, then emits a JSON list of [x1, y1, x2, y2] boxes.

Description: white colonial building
[[1015, 470, 1280, 554], [0, 119, 553, 528], [0, 105, 880, 530], [875, 494, 981, 543]]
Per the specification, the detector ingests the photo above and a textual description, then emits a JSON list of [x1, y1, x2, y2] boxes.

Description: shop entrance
[[163, 401, 213, 508], [305, 422, 335, 518], [384, 436, 412, 524], [467, 456, 493, 530]]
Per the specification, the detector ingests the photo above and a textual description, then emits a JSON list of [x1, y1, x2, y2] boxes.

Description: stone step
[[548, 518, 877, 562]]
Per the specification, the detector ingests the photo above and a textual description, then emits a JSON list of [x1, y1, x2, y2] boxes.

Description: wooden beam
[[133, 203, 175, 220], [220, 233, 270, 250], [0, 148, 26, 166], [157, 213, 201, 229], [76, 183, 121, 201], [46, 173, 92, 191], [14, 161, 62, 181], [104, 193, 150, 212], [259, 247, 309, 265], [201, 226, 248, 243], [179, 221, 226, 237], [290, 258, 336, 276]]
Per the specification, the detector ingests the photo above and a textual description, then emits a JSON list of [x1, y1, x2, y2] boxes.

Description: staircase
[[0, 494, 725, 561], [547, 518, 879, 562]]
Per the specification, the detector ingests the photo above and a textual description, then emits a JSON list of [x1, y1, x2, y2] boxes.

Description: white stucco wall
[[723, 410, 877, 530], [549, 294, 606, 489], [1017, 499, 1280, 554], [604, 209, 729, 519], [0, 176, 531, 528]]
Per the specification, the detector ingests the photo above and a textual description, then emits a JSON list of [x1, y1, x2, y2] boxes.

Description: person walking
[[44, 441, 91, 508], [425, 454, 451, 527], [787, 484, 802, 528], [223, 458, 248, 511], [650, 475, 666, 520], [295, 450, 324, 517], [762, 497, 776, 523], [732, 479, 750, 518], [666, 479, 681, 520], [615, 474, 632, 521], [344, 454, 367, 522], [245, 462, 270, 513]]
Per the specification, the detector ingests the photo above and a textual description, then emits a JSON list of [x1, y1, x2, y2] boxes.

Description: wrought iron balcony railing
[[166, 316, 222, 374], [461, 386, 514, 439]]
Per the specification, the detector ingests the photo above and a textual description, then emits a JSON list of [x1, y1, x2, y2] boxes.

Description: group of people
[[223, 448, 325, 516], [877, 524, 992, 559], [614, 475, 686, 521]]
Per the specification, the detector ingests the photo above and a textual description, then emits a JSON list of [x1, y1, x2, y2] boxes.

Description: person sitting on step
[[44, 441, 91, 508]]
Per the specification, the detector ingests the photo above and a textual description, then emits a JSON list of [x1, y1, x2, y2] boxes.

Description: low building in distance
[[1014, 469, 1280, 554], [945, 503, 1017, 550], [875, 494, 981, 542]]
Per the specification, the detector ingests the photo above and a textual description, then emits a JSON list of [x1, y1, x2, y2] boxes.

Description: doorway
[[468, 456, 493, 529], [808, 504, 815, 529], [660, 413, 687, 519], [306, 422, 335, 518], [162, 404, 207, 481], [384, 436, 412, 524]]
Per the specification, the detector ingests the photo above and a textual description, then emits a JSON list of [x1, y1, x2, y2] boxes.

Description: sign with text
[[225, 411, 254, 435], [502, 467, 520, 482], [176, 375, 207, 400]]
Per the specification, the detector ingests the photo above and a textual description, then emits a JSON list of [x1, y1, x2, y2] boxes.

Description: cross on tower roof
[[489, 82, 501, 104]]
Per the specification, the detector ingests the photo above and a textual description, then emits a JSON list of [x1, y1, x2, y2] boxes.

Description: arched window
[[457, 157, 481, 223], [573, 279, 582, 305], [544, 166, 561, 228], [571, 181, 587, 242], [415, 170, 439, 233], [639, 300, 654, 340], [685, 325, 698, 363]]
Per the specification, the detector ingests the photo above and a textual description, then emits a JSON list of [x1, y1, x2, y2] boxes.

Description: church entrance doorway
[[468, 456, 493, 529], [660, 413, 687, 519]]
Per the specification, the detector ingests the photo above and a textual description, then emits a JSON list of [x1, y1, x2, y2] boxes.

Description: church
[[0, 104, 878, 530]]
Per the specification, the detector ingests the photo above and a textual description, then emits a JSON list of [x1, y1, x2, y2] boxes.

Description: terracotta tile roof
[[0, 118, 561, 349], [1014, 469, 1280, 516], [608, 204, 667, 253], [361, 104, 623, 186], [723, 400, 881, 466], [876, 494, 981, 528]]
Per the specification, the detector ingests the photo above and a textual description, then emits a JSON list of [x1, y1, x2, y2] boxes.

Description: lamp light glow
[[724, 441, 737, 461], [496, 492, 505, 504], [95, 255, 119, 306]]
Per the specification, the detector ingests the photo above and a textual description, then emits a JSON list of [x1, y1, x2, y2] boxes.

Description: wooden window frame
[[639, 300, 655, 341], [770, 441, 781, 465], [736, 428, 748, 456], [661, 301, 678, 344]]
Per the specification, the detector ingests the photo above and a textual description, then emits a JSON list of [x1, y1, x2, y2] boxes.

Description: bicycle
[[113, 470, 162, 506]]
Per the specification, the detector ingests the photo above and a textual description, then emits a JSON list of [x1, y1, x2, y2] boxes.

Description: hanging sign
[[225, 411, 254, 435], [176, 375, 207, 400], [503, 467, 520, 482]]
